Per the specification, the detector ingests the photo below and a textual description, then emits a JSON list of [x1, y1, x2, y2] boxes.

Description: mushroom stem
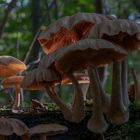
[[12, 84, 22, 113], [81, 83, 89, 101], [21, 133, 30, 140], [67, 73, 85, 123], [131, 68, 140, 103], [121, 58, 130, 108], [44, 84, 73, 121], [110, 61, 129, 125], [87, 66, 108, 133], [0, 135, 4, 140], [40, 134, 46, 140]]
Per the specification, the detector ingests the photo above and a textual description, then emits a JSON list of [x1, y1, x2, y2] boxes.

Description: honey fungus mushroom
[[21, 67, 89, 123], [87, 19, 140, 124], [38, 12, 116, 54], [0, 55, 26, 79], [1, 76, 24, 113], [40, 38, 127, 133]]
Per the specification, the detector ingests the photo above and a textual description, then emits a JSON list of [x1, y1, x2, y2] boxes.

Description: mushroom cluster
[[0, 56, 26, 113], [19, 12, 140, 134]]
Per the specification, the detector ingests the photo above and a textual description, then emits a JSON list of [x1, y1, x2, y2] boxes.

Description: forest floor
[[0, 103, 140, 140]]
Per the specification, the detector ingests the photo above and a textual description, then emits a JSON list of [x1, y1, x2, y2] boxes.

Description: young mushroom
[[41, 38, 127, 133], [0, 55, 26, 79], [21, 68, 89, 123], [87, 19, 140, 124], [29, 123, 68, 140], [1, 76, 24, 113], [0, 117, 29, 140]]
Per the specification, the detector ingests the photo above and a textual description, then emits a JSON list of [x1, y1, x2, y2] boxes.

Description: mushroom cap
[[61, 72, 89, 85], [40, 12, 116, 39], [21, 68, 60, 88], [87, 19, 140, 52], [0, 56, 26, 78], [9, 118, 29, 136], [0, 117, 13, 136], [0, 117, 29, 136], [29, 123, 68, 136], [38, 12, 116, 54], [38, 27, 79, 54], [1, 75, 24, 88], [40, 39, 127, 74]]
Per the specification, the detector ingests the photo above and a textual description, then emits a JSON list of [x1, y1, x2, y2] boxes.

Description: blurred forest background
[[0, 0, 140, 108]]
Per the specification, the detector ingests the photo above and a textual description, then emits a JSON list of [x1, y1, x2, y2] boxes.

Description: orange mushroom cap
[[38, 27, 79, 54], [1, 76, 24, 88], [0, 56, 26, 78]]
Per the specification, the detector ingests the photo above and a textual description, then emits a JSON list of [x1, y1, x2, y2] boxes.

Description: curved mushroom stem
[[121, 58, 130, 108], [131, 68, 140, 103], [67, 73, 85, 123], [87, 66, 108, 133], [21, 132, 30, 140], [81, 83, 89, 101], [40, 134, 46, 140], [43, 83, 73, 121], [12, 84, 23, 113], [110, 61, 129, 125]]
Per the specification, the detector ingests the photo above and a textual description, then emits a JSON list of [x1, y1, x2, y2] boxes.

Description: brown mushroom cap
[[87, 19, 140, 52], [38, 27, 79, 54], [38, 12, 116, 54], [1, 76, 24, 88], [0, 117, 29, 136], [9, 118, 29, 136], [40, 39, 127, 74], [21, 68, 60, 88], [0, 56, 26, 78], [40, 12, 116, 39], [29, 123, 68, 136], [0, 117, 13, 136]]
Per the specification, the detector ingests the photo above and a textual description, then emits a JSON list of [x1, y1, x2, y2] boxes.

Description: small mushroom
[[29, 123, 68, 140], [0, 55, 26, 79], [21, 68, 89, 123], [0, 117, 29, 140], [1, 76, 24, 113]]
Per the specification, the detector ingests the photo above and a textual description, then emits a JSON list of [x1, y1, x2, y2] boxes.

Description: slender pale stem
[[87, 66, 108, 133], [43, 83, 72, 121], [110, 61, 129, 124], [121, 58, 130, 108], [67, 73, 85, 122], [131, 68, 140, 103], [81, 83, 89, 101], [12, 84, 22, 113]]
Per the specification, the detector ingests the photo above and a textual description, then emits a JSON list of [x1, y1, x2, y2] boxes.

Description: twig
[[0, 0, 17, 38]]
